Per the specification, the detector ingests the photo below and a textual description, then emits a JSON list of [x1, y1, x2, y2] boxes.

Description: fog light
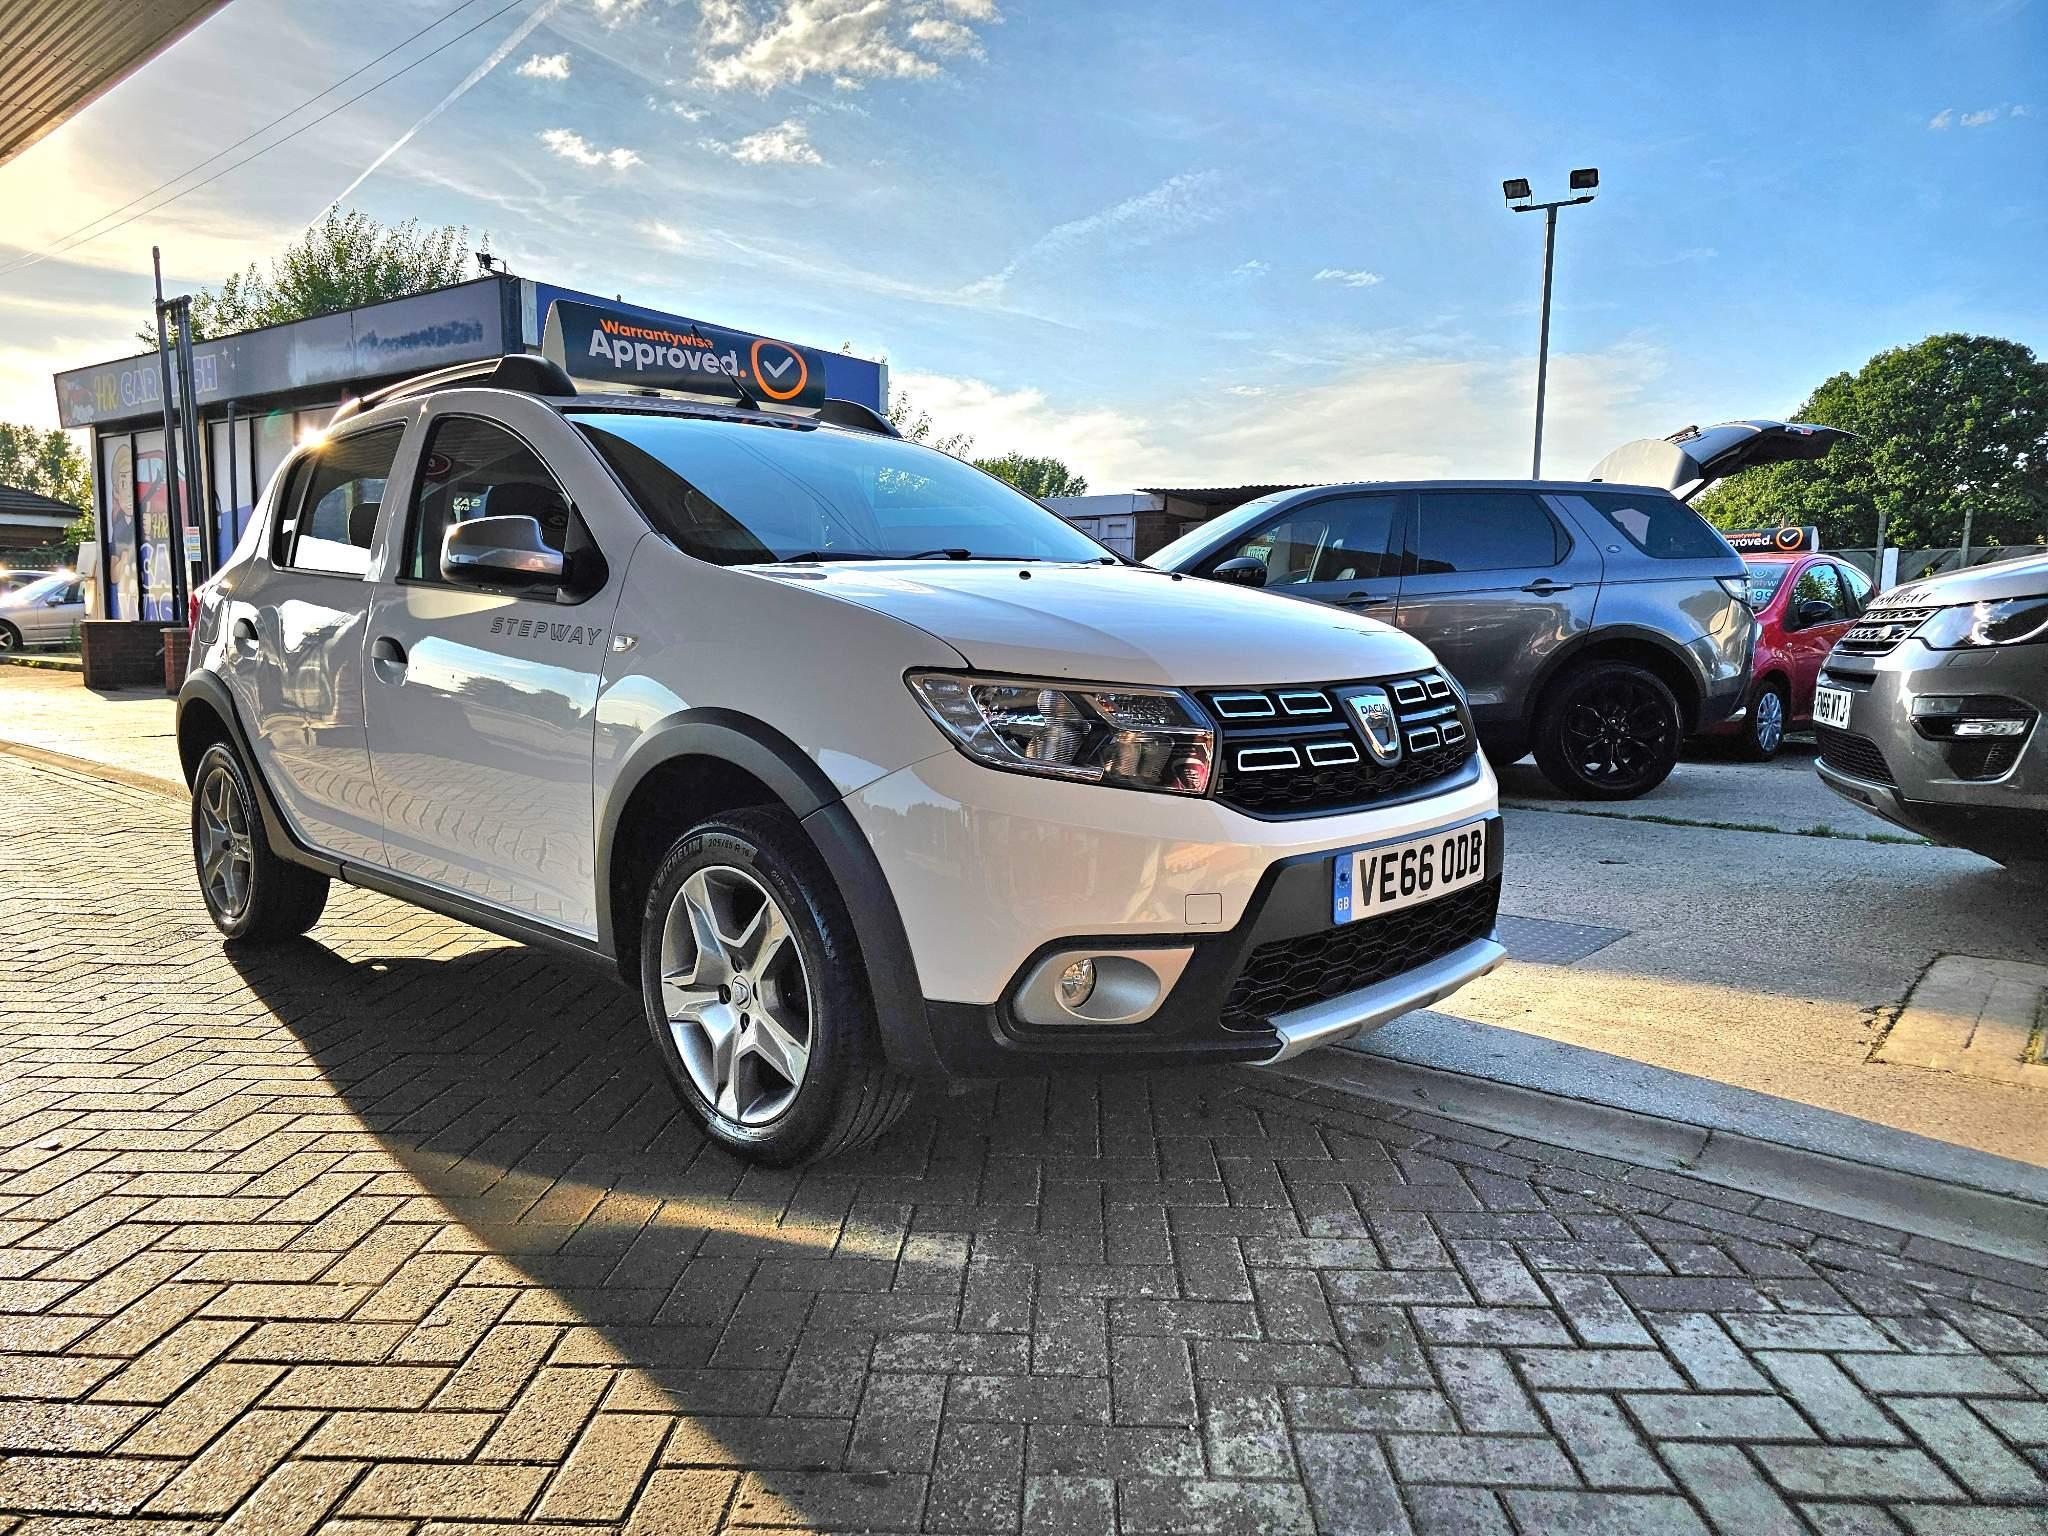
[[1057, 958, 1097, 1009]]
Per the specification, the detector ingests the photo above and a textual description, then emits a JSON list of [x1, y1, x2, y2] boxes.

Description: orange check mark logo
[[750, 338, 809, 402]]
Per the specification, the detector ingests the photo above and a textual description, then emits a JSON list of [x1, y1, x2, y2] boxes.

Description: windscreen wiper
[[776, 548, 885, 563]]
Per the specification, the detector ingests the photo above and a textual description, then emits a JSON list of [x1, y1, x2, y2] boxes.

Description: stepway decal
[[541, 298, 827, 410]]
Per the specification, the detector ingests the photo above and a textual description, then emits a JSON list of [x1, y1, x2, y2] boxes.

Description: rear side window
[[1413, 491, 1566, 574], [1574, 490, 1730, 561], [1218, 494, 1401, 584], [275, 428, 404, 578]]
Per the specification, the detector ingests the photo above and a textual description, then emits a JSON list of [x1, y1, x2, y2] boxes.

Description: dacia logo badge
[[1348, 685, 1403, 765]]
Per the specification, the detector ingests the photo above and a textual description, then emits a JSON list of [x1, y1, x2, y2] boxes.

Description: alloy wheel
[[1561, 676, 1676, 791], [195, 765, 255, 919], [1753, 688, 1785, 754], [658, 864, 813, 1127], [0, 626, 16, 652]]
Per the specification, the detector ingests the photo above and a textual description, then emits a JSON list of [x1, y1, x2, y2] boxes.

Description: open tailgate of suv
[[1589, 420, 1851, 502]]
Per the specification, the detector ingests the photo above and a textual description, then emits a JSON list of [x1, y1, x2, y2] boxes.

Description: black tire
[[1733, 678, 1789, 762], [638, 807, 916, 1165], [189, 741, 330, 941], [1531, 661, 1682, 800], [0, 621, 19, 652]]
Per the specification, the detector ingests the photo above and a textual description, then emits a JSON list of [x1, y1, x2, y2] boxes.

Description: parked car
[[1700, 551, 1875, 758], [1150, 420, 1848, 799], [0, 572, 85, 650], [179, 352, 1509, 1164], [1813, 548, 2047, 867]]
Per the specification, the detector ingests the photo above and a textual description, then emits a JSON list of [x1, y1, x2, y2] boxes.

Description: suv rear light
[[1716, 575, 1749, 603], [187, 588, 201, 631]]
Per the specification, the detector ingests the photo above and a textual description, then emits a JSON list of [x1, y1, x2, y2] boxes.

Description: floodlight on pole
[[1504, 168, 1599, 477]]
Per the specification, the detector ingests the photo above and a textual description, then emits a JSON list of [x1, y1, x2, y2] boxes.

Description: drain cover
[[1876, 955, 2047, 1087], [1497, 914, 1628, 967]]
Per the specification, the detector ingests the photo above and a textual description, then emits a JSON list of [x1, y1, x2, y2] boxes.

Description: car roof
[[1266, 478, 1667, 496]]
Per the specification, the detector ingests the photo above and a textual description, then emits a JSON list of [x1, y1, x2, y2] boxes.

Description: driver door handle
[[1341, 592, 1394, 607], [370, 635, 408, 678], [1522, 579, 1574, 594]]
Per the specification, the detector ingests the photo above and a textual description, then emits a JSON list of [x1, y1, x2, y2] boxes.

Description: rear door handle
[[1341, 592, 1394, 607], [231, 617, 258, 650], [370, 635, 408, 678], [1521, 580, 1574, 594]]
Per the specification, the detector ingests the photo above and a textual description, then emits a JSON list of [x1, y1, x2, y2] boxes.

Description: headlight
[[1916, 595, 2048, 649], [908, 672, 1214, 795]]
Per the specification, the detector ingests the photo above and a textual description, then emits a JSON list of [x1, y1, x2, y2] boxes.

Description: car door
[[18, 578, 80, 643], [362, 400, 620, 937], [1195, 490, 1408, 621], [233, 423, 404, 864], [1394, 489, 1601, 733], [1781, 560, 1852, 720]]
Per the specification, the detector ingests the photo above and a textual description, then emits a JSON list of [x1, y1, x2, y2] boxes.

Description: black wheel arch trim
[[1523, 625, 1710, 730], [176, 672, 342, 880], [595, 709, 942, 1076]]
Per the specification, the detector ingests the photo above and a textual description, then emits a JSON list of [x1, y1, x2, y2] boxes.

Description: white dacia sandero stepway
[[180, 315, 1507, 1163]]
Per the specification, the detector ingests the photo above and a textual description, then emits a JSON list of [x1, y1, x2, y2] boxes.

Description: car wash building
[[52, 274, 887, 636]]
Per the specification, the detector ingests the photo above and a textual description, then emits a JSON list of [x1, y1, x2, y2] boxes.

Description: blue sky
[[0, 0, 2040, 487]]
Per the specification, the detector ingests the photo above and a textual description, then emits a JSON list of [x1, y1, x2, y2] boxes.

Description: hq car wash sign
[[542, 298, 829, 411]]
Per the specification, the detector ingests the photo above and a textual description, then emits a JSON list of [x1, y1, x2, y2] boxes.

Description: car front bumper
[[845, 747, 1505, 1074], [1812, 639, 2046, 859]]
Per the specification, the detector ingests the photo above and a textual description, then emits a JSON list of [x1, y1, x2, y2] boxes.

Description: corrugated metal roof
[[1, 0, 228, 166], [1134, 484, 1311, 507]]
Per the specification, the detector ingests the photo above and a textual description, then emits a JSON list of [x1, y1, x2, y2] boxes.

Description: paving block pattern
[[3, 755, 2047, 1533]]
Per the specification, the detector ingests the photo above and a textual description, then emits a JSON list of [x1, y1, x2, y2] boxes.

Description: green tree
[[885, 391, 974, 457], [0, 423, 91, 510], [1694, 334, 2048, 553], [140, 208, 481, 344], [972, 452, 1088, 498]]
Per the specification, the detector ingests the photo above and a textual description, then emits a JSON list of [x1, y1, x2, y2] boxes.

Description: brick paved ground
[[3, 755, 2046, 1535]]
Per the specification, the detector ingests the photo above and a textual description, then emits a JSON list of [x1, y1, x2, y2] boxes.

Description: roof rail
[[818, 397, 900, 438], [329, 353, 576, 425]]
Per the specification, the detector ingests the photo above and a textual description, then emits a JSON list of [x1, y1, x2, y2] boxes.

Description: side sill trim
[[339, 862, 618, 973]]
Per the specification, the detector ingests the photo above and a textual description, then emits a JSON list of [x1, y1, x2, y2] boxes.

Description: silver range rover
[[1813, 549, 2048, 867]]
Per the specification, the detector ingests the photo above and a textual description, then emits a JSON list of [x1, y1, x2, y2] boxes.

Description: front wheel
[[1733, 679, 1788, 761], [1531, 661, 1682, 800], [639, 808, 916, 1164], [0, 622, 19, 652], [190, 742, 330, 940]]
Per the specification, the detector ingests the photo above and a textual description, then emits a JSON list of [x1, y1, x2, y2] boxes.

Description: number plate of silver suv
[[1332, 818, 1490, 924]]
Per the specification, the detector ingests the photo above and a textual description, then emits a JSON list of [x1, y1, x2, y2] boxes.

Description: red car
[[1705, 551, 1874, 758]]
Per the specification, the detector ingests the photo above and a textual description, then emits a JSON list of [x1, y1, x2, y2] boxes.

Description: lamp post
[[1504, 168, 1598, 478]]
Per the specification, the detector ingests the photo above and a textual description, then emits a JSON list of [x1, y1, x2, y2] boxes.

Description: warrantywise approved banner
[[542, 298, 829, 411]]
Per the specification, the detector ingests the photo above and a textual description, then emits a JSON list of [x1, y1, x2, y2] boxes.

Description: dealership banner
[[1722, 525, 1820, 554], [542, 299, 828, 411]]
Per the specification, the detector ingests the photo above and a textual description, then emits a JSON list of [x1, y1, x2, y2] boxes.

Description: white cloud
[[693, 0, 1002, 92], [517, 52, 572, 79], [1314, 267, 1383, 289], [1232, 259, 1270, 278], [657, 97, 706, 120], [1930, 103, 2026, 129], [893, 370, 1156, 486], [539, 128, 641, 170], [707, 118, 825, 165], [965, 171, 1222, 297]]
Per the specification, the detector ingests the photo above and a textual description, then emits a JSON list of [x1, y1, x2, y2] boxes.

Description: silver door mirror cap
[[441, 516, 564, 587]]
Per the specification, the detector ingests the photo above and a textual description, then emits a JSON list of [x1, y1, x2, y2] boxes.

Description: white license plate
[[1813, 685, 1852, 729], [1333, 819, 1490, 924]]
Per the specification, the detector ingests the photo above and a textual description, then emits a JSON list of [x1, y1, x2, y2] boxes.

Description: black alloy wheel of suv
[[1531, 661, 1683, 800]]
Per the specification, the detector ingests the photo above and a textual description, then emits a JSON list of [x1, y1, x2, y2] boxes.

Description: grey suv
[[1814, 548, 2047, 866], [1149, 421, 1846, 799]]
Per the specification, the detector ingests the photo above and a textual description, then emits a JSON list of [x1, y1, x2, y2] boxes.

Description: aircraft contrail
[[318, 0, 563, 216]]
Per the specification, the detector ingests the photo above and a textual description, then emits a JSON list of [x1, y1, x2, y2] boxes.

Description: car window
[[1572, 490, 1730, 560], [1222, 495, 1400, 585], [1836, 562, 1871, 617], [9, 574, 66, 603], [1792, 562, 1846, 621], [405, 417, 572, 586], [278, 428, 403, 578], [1413, 491, 1565, 574]]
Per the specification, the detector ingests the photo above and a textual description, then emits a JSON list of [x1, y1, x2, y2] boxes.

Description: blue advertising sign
[[542, 298, 830, 410]]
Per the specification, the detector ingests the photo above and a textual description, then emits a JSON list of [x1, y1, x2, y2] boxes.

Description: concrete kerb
[[1281, 1049, 2048, 1271], [15, 730, 2043, 1273]]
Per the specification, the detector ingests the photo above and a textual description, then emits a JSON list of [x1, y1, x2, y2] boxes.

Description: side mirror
[[442, 516, 564, 589], [1794, 598, 1835, 628], [1209, 556, 1269, 589]]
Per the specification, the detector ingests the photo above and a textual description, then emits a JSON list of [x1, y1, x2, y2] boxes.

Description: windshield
[[573, 411, 1112, 565], [1146, 491, 1297, 569], [1743, 560, 1792, 607]]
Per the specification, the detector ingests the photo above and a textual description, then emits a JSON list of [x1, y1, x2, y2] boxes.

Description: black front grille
[[1205, 672, 1476, 817], [1221, 875, 1502, 1030], [1835, 607, 1938, 656], [1817, 725, 1894, 785]]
